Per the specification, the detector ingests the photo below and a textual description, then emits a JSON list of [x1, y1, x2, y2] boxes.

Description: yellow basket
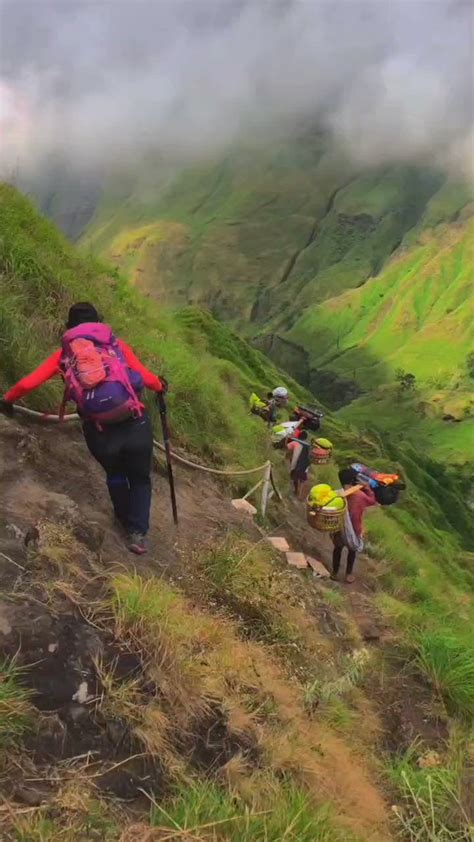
[[306, 502, 345, 533]]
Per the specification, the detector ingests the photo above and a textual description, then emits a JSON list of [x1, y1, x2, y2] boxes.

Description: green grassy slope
[[0, 182, 304, 468], [2, 181, 472, 532], [79, 140, 473, 483], [81, 137, 445, 333], [2, 181, 472, 550], [287, 217, 473, 385], [82, 137, 348, 321], [286, 214, 474, 467], [1, 184, 473, 840]]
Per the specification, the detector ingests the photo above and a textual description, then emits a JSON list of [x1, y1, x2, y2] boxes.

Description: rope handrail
[[11, 404, 272, 478], [12, 405, 79, 422], [152, 439, 270, 476]]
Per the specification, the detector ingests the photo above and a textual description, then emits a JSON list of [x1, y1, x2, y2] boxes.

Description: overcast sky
[[0, 0, 473, 180]]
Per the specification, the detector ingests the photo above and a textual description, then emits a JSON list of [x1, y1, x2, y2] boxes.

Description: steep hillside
[[78, 141, 473, 484], [0, 182, 301, 469], [1, 184, 473, 841], [3, 183, 472, 551], [284, 213, 474, 465], [81, 137, 446, 329], [288, 217, 473, 389], [284, 194, 473, 381]]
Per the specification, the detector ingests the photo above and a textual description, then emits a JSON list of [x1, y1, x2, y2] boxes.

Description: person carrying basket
[[331, 467, 377, 583]]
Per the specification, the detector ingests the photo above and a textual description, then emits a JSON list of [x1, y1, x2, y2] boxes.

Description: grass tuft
[[148, 777, 359, 841], [413, 631, 474, 719], [0, 657, 32, 746], [389, 742, 470, 841]]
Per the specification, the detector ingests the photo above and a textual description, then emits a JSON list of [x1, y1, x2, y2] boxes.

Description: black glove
[[0, 399, 14, 417], [159, 376, 169, 395]]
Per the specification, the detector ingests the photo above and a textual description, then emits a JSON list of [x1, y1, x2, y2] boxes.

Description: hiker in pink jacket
[[1, 302, 165, 555]]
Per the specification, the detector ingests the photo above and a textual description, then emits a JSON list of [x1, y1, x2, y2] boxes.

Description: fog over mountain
[[0, 0, 473, 180]]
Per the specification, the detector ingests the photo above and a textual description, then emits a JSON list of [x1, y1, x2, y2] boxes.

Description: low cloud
[[0, 0, 472, 181]]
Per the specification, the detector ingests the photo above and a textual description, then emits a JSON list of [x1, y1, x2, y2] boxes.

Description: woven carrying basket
[[306, 503, 345, 533], [310, 448, 331, 465]]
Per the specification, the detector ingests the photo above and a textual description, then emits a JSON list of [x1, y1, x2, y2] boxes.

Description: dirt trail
[[1, 416, 259, 574], [1, 413, 443, 840], [0, 412, 389, 665]]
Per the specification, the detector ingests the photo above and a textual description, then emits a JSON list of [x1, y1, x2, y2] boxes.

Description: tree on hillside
[[395, 369, 417, 392]]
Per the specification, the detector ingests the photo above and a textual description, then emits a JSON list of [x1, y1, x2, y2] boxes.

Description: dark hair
[[338, 467, 358, 486], [66, 302, 101, 329]]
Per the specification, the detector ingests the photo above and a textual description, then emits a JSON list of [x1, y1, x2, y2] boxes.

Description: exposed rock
[[72, 521, 105, 551], [14, 785, 51, 807], [72, 681, 93, 704], [24, 526, 40, 548]]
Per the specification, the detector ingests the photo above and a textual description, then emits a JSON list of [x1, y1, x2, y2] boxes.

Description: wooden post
[[241, 477, 264, 501], [261, 461, 272, 519]]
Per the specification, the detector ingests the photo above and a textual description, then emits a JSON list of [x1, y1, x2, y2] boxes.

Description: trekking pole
[[156, 392, 179, 526]]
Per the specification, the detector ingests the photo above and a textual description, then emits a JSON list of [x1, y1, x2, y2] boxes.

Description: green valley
[[79, 136, 473, 482], [0, 180, 473, 841], [2, 0, 473, 834]]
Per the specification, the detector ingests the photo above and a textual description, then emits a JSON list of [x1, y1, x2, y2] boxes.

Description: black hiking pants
[[83, 413, 153, 536]]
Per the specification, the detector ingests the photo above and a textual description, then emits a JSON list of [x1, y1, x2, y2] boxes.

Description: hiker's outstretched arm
[[4, 351, 62, 403], [118, 340, 164, 392]]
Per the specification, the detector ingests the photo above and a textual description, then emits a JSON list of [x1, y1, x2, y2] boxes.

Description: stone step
[[306, 556, 330, 578], [231, 498, 257, 515], [286, 551, 308, 569], [267, 536, 290, 552]]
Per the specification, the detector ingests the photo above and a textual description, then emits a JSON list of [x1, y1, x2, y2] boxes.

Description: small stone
[[361, 626, 381, 642], [24, 526, 40, 548], [15, 785, 49, 806], [417, 750, 442, 769], [48, 643, 58, 653], [72, 681, 91, 703], [72, 522, 104, 552], [6, 524, 24, 541]]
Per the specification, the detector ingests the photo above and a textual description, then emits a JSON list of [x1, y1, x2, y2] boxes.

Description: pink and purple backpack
[[60, 323, 143, 423]]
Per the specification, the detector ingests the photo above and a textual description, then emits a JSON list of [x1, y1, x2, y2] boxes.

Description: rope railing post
[[241, 477, 264, 502], [260, 461, 272, 519], [269, 467, 282, 502]]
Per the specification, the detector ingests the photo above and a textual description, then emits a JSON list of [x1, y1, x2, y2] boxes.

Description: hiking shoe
[[127, 533, 147, 555]]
